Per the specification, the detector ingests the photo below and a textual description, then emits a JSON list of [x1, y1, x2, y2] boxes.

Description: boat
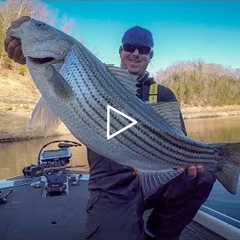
[[0, 140, 239, 240]]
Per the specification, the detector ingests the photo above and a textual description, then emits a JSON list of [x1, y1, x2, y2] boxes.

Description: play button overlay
[[107, 104, 137, 140]]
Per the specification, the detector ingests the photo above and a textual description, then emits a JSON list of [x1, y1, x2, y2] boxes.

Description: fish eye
[[35, 21, 47, 28]]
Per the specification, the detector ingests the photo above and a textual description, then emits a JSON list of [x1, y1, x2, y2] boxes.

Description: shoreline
[[1, 105, 240, 143], [182, 105, 240, 119]]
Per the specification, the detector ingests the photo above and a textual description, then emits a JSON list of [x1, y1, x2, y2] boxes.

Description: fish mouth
[[29, 57, 56, 64]]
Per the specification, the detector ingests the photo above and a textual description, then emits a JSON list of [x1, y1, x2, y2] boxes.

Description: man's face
[[120, 44, 152, 76]]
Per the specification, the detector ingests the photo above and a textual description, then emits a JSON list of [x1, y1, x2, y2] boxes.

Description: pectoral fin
[[27, 97, 61, 135], [47, 65, 74, 100]]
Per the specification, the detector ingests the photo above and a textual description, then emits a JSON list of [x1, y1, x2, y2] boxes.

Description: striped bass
[[9, 18, 240, 194]]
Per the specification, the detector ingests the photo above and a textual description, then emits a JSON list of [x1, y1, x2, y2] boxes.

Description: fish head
[[9, 18, 75, 67], [8, 17, 78, 102]]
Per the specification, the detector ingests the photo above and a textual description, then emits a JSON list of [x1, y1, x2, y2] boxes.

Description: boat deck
[[0, 175, 237, 240]]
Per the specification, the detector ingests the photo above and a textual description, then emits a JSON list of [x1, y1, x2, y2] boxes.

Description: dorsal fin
[[106, 64, 138, 95], [151, 102, 184, 135], [106, 65, 185, 135]]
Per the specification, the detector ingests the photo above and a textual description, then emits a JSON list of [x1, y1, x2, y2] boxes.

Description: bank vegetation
[[156, 61, 240, 106]]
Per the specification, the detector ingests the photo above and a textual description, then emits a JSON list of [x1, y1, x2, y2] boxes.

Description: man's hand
[[4, 16, 31, 64], [178, 165, 204, 178], [4, 36, 25, 64]]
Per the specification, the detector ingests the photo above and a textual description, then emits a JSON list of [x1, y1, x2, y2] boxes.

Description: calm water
[[0, 135, 89, 179], [185, 116, 240, 221], [0, 116, 240, 221]]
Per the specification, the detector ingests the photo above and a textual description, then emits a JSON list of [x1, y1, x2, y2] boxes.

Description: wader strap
[[148, 82, 158, 103]]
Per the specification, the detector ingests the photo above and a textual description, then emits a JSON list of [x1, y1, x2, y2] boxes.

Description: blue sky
[[43, 0, 240, 74]]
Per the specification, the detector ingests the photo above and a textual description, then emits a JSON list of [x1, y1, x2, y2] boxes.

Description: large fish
[[8, 18, 240, 194]]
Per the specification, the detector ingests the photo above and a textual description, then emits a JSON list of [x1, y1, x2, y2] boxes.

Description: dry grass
[[0, 70, 69, 141]]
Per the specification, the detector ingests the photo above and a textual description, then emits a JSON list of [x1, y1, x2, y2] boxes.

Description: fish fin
[[216, 143, 240, 194], [139, 169, 183, 198], [48, 65, 74, 100], [150, 102, 185, 136], [106, 65, 185, 135], [106, 64, 138, 95], [27, 97, 61, 135]]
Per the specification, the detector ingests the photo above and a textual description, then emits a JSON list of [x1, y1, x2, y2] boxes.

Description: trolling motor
[[23, 140, 82, 196], [23, 140, 81, 177]]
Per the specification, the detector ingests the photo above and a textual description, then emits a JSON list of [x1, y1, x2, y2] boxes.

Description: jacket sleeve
[[158, 85, 187, 136]]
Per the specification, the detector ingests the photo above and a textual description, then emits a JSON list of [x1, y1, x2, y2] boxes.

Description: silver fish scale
[[60, 51, 173, 169], [77, 46, 216, 167], [70, 46, 182, 142], [104, 67, 202, 161], [53, 54, 110, 141], [63, 59, 108, 137], [59, 48, 150, 165], [89, 59, 216, 160], [63, 50, 133, 138], [60, 50, 166, 168], [57, 44, 218, 170], [61, 48, 201, 167]]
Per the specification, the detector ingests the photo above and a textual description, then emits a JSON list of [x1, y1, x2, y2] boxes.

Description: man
[[5, 18, 216, 240]]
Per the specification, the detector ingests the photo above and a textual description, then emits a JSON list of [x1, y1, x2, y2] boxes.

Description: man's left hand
[[178, 165, 204, 178]]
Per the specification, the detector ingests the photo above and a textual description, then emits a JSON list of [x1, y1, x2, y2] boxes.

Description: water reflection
[[185, 116, 240, 220], [0, 135, 88, 179], [185, 116, 240, 143]]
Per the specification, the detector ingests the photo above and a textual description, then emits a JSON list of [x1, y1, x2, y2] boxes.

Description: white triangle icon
[[107, 104, 137, 140]]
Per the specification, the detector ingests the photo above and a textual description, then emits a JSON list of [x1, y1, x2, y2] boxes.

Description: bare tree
[[0, 0, 58, 70], [156, 60, 240, 106]]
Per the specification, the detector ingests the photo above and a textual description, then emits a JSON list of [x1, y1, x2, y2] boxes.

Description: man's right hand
[[4, 16, 31, 65], [4, 36, 25, 64]]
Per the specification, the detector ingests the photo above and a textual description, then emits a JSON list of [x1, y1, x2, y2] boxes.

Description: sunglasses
[[122, 44, 151, 55]]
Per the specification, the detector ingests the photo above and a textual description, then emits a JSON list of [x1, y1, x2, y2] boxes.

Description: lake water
[[185, 116, 240, 223], [0, 116, 240, 222]]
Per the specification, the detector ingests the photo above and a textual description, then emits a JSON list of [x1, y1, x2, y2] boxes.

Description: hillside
[[0, 68, 68, 141], [156, 61, 240, 106]]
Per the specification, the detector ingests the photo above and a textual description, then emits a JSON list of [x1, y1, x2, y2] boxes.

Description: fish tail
[[216, 143, 240, 194]]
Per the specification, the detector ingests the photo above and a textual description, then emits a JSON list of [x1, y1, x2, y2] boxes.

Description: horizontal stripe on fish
[[62, 46, 218, 168], [60, 53, 197, 169], [62, 46, 219, 169], [67, 45, 216, 163], [57, 51, 216, 172]]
